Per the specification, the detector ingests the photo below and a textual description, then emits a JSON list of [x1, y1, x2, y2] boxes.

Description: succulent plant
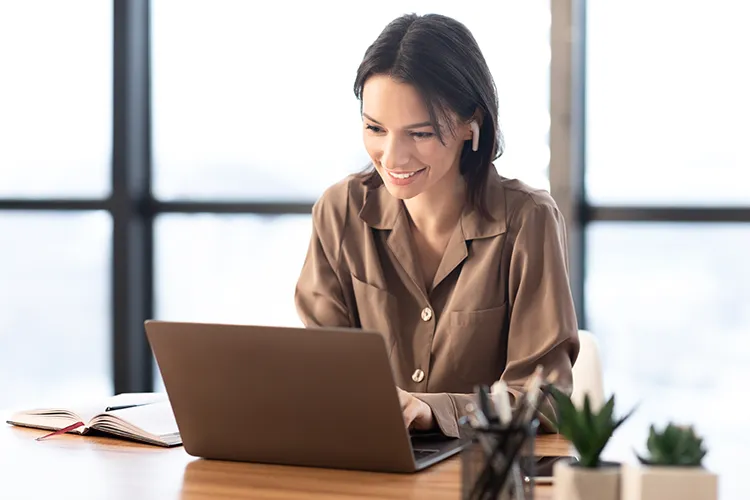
[[637, 423, 707, 467], [548, 386, 636, 468]]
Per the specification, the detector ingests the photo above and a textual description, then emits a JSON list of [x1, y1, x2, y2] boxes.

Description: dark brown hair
[[353, 13, 504, 218]]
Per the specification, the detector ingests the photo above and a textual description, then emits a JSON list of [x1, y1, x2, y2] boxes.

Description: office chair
[[570, 329, 605, 411]]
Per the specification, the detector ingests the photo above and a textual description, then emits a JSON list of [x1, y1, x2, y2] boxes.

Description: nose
[[381, 134, 411, 171]]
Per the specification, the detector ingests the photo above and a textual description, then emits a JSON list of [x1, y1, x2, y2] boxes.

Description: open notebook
[[5, 392, 181, 447]]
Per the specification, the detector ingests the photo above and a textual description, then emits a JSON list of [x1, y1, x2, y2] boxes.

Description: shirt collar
[[358, 166, 507, 240]]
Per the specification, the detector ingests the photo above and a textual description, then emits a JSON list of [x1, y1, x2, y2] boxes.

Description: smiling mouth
[[387, 168, 426, 180]]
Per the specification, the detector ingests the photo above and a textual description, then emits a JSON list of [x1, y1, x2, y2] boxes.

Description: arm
[[412, 197, 580, 437], [500, 197, 580, 431], [294, 199, 353, 328]]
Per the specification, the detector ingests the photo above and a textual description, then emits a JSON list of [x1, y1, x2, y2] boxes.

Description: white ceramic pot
[[553, 460, 621, 500], [621, 463, 718, 500]]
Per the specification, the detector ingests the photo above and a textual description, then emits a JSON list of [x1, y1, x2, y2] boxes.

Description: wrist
[[420, 399, 436, 428]]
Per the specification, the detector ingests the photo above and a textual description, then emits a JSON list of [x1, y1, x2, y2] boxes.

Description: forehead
[[361, 74, 430, 126]]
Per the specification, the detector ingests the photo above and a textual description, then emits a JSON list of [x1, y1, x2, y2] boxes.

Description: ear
[[463, 109, 483, 150]]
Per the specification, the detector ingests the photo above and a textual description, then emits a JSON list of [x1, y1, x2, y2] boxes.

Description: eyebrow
[[362, 113, 434, 129]]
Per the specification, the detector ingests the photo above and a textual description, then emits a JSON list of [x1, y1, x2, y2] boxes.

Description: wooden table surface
[[0, 424, 570, 499]]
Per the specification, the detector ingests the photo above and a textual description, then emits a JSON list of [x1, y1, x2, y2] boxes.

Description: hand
[[397, 387, 435, 431]]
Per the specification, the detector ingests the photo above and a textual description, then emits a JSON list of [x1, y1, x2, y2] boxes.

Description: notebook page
[[8, 392, 168, 424], [9, 396, 103, 428], [101, 400, 179, 438]]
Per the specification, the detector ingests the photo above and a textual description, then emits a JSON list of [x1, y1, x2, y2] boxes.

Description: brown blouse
[[295, 167, 580, 437]]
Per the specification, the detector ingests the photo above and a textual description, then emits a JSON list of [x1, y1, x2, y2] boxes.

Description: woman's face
[[361, 74, 472, 201]]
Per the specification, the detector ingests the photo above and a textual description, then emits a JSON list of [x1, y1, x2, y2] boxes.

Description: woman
[[295, 13, 579, 438]]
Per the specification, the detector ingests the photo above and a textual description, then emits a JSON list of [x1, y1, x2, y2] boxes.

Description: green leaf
[[639, 422, 708, 466], [583, 394, 594, 430], [599, 395, 615, 426], [547, 385, 636, 468], [612, 403, 637, 432]]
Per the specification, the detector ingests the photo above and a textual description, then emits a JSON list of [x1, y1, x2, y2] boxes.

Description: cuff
[[535, 393, 559, 433], [412, 392, 461, 438]]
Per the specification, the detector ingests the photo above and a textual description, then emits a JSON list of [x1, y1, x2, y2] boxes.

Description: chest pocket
[[350, 274, 399, 359], [446, 303, 508, 386]]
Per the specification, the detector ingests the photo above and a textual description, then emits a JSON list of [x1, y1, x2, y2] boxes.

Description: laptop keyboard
[[413, 448, 439, 461]]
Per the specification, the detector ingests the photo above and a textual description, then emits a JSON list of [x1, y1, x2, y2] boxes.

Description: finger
[[401, 401, 417, 426], [397, 388, 411, 408], [408, 400, 431, 431], [402, 409, 415, 429]]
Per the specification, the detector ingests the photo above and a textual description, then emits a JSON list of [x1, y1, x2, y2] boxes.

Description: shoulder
[[485, 171, 564, 231], [312, 174, 367, 223], [311, 174, 370, 247]]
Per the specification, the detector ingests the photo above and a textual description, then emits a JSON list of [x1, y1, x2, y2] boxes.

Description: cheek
[[362, 134, 383, 159], [415, 139, 453, 166]]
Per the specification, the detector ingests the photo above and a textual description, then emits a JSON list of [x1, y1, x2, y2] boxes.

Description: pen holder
[[460, 418, 539, 500]]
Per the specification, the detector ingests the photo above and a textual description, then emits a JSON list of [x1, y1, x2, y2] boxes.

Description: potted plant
[[621, 423, 717, 500], [547, 386, 636, 500]]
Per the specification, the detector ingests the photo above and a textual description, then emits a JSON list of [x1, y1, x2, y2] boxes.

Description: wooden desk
[[0, 425, 570, 499]]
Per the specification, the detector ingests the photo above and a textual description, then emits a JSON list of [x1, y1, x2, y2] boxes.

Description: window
[[0, 0, 112, 198], [585, 222, 750, 496], [150, 0, 553, 201], [1, 1, 558, 401], [585, 0, 750, 206], [583, 3, 750, 498], [0, 1, 112, 410], [154, 214, 311, 327], [152, 214, 311, 391], [0, 212, 112, 409]]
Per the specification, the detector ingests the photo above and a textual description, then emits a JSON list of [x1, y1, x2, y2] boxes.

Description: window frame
[[549, 0, 750, 327], [7, 0, 745, 393], [0, 1, 316, 393]]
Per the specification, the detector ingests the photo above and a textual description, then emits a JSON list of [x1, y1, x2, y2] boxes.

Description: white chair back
[[570, 329, 605, 411]]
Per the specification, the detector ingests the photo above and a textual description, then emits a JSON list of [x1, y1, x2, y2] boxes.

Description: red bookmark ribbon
[[36, 421, 85, 441]]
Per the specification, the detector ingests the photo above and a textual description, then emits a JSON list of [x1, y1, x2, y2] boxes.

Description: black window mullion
[[584, 205, 750, 223], [112, 0, 153, 394], [0, 200, 111, 210], [151, 201, 314, 215]]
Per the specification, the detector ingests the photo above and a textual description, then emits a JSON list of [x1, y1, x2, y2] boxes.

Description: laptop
[[144, 320, 464, 473]]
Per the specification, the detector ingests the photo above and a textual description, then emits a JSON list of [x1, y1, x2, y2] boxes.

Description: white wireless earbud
[[470, 121, 480, 152]]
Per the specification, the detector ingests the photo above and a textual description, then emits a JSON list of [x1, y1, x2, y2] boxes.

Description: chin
[[382, 184, 422, 200], [375, 173, 424, 200]]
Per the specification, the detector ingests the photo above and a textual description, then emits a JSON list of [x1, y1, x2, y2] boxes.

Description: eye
[[365, 124, 384, 133], [411, 131, 435, 139]]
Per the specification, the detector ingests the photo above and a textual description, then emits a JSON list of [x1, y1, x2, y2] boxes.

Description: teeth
[[389, 170, 420, 179]]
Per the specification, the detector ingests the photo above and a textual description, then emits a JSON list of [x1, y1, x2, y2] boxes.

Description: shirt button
[[420, 307, 433, 322], [412, 369, 425, 383]]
